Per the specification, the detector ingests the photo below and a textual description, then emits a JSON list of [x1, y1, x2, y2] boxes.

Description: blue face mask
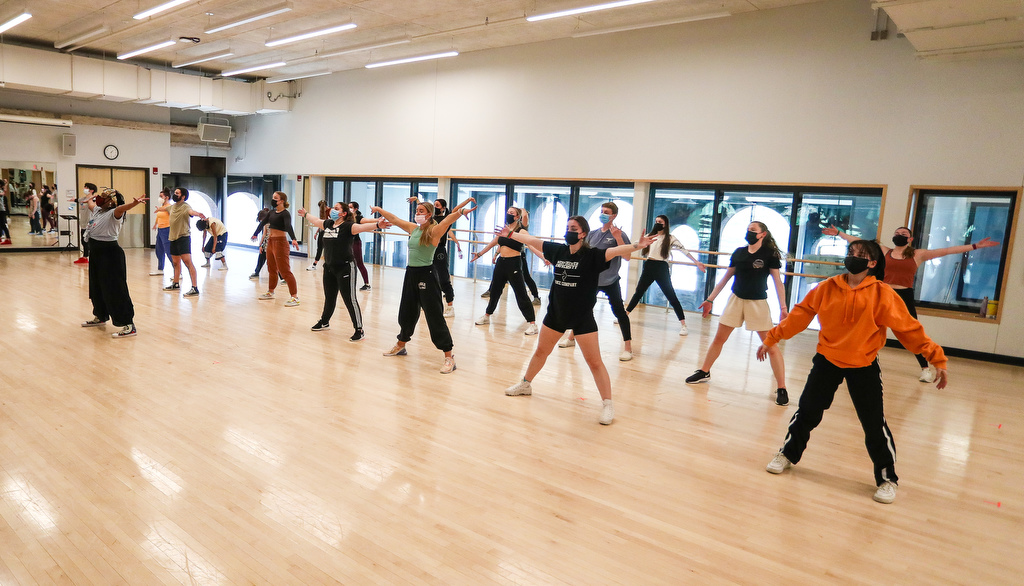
[[599, 213, 611, 225], [329, 209, 340, 221]]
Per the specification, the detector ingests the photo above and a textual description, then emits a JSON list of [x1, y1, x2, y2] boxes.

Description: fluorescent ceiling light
[[134, 0, 193, 21], [221, 61, 287, 77], [0, 12, 32, 35], [266, 70, 331, 84], [265, 23, 357, 47], [527, 0, 656, 22], [118, 39, 177, 60], [0, 114, 72, 128], [572, 11, 731, 37], [286, 37, 411, 65], [205, 2, 292, 34], [54, 25, 109, 49], [172, 50, 235, 68], [365, 51, 458, 69]]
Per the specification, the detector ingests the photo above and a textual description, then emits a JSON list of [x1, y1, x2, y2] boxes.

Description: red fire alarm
[[297, 175, 303, 181], [152, 167, 158, 175]]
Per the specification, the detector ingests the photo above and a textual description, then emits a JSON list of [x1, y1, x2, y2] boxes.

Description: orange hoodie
[[763, 274, 947, 369]]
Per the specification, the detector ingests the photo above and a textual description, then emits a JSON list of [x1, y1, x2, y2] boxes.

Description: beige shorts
[[719, 293, 774, 331]]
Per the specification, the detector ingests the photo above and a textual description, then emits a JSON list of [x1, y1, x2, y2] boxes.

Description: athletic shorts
[[718, 293, 773, 331], [169, 236, 191, 256], [542, 301, 599, 336]]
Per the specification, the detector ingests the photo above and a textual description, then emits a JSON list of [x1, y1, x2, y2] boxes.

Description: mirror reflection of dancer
[[471, 206, 539, 335], [625, 215, 707, 336], [372, 198, 476, 374], [823, 224, 999, 383], [686, 221, 790, 406], [298, 203, 383, 341], [348, 202, 372, 290], [0, 179, 11, 245], [251, 191, 300, 306], [163, 187, 205, 298], [519, 210, 544, 307], [306, 200, 329, 271], [197, 216, 229, 270], [504, 217, 656, 425], [149, 188, 172, 276], [759, 239, 949, 505], [73, 183, 98, 264], [80, 189, 148, 338]]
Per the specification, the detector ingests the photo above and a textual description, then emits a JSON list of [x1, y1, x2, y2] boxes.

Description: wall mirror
[[0, 161, 62, 250]]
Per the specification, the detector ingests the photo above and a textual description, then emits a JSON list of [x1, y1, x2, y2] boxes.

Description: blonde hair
[[416, 202, 436, 246]]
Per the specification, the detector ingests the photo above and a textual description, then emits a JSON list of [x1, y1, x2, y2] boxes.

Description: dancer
[[149, 187, 172, 276], [298, 203, 383, 340], [432, 198, 463, 317], [503, 216, 656, 425], [823, 224, 998, 383], [519, 209, 544, 306], [470, 206, 539, 335], [197, 215, 229, 269], [26, 184, 42, 235], [560, 202, 634, 361], [250, 191, 300, 306], [80, 188, 148, 338], [0, 179, 11, 245], [306, 200, 329, 271], [370, 197, 476, 374], [625, 215, 706, 335], [685, 221, 789, 406], [40, 185, 57, 233], [163, 187, 205, 297], [349, 201, 372, 290], [73, 183, 98, 264], [759, 239, 949, 504]]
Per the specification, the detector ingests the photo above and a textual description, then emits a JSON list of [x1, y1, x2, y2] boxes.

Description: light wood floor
[[0, 247, 1020, 585]]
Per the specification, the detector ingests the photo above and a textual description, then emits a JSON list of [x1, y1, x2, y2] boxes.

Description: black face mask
[[564, 231, 580, 245], [505, 213, 516, 225], [745, 230, 760, 245], [172, 194, 182, 202], [892, 234, 909, 247], [844, 256, 870, 274], [651, 224, 664, 233]]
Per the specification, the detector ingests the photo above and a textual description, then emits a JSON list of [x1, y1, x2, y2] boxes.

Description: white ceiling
[[874, 0, 1024, 58]]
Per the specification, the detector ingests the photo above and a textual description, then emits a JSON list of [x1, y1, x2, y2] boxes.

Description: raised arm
[[371, 206, 416, 234], [353, 218, 385, 235], [916, 237, 999, 263], [113, 196, 148, 220], [471, 235, 501, 261], [604, 232, 654, 262], [821, 225, 858, 244], [670, 236, 706, 272], [507, 229, 545, 251], [297, 208, 325, 229]]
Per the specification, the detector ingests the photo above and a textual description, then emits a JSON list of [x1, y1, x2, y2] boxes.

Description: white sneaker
[[258, 291, 275, 300], [149, 271, 163, 276], [599, 399, 614, 425], [524, 323, 538, 336], [218, 262, 228, 270], [558, 337, 575, 348], [200, 262, 211, 268], [505, 380, 532, 396], [619, 350, 633, 361], [918, 367, 934, 383], [443, 305, 455, 318], [284, 297, 300, 307], [306, 264, 317, 271], [766, 452, 792, 474], [873, 481, 897, 504], [475, 314, 490, 325], [680, 323, 688, 336], [440, 355, 456, 374], [111, 324, 137, 338]]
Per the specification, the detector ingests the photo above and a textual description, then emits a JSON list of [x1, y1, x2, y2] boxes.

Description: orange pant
[[267, 236, 297, 296]]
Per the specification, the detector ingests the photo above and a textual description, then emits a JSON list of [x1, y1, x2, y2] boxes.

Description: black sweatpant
[[88, 239, 135, 327], [433, 246, 455, 304], [397, 265, 453, 352], [521, 254, 539, 298], [599, 278, 631, 341], [0, 211, 9, 239], [322, 261, 362, 330], [892, 287, 929, 368], [485, 256, 535, 322], [780, 353, 898, 486], [626, 259, 685, 321], [314, 230, 325, 263]]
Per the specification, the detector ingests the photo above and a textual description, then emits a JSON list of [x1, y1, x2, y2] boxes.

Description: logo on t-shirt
[[752, 259, 764, 269]]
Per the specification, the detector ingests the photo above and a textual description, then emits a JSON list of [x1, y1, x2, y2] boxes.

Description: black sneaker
[[775, 388, 789, 406], [163, 282, 180, 291], [685, 369, 711, 384], [359, 284, 371, 291], [349, 329, 365, 342], [183, 287, 199, 297], [311, 320, 329, 332]]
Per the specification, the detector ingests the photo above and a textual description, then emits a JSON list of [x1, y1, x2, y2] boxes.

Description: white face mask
[[415, 214, 429, 225]]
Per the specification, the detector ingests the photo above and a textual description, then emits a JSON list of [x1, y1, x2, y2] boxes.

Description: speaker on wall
[[61, 133, 76, 157]]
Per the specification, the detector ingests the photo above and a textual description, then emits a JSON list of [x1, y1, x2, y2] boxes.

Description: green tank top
[[408, 226, 437, 267]]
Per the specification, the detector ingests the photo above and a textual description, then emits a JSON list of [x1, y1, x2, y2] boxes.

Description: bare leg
[[757, 330, 786, 388], [700, 323, 736, 373], [574, 331, 611, 400], [171, 255, 182, 284], [524, 325, 562, 381], [180, 253, 199, 288]]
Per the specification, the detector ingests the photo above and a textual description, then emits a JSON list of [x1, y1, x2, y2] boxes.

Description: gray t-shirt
[[586, 227, 630, 287], [86, 208, 122, 242]]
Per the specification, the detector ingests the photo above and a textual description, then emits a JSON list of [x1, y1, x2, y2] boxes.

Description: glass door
[[512, 184, 572, 289], [647, 188, 715, 312]]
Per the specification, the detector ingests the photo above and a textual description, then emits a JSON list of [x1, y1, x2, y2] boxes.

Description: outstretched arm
[[916, 237, 999, 263], [113, 196, 148, 220], [298, 208, 325, 229], [371, 206, 416, 234], [508, 230, 545, 250], [471, 236, 500, 261], [604, 232, 655, 261]]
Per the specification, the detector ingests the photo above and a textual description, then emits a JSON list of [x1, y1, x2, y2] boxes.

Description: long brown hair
[[569, 216, 591, 248], [894, 226, 915, 259], [643, 215, 672, 258], [318, 200, 329, 220], [273, 191, 289, 209], [751, 221, 782, 260]]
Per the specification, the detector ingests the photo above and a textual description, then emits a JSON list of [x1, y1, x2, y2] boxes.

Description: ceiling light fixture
[[133, 0, 193, 21], [205, 2, 293, 34], [527, 0, 656, 22], [287, 37, 411, 65], [265, 23, 357, 47], [118, 39, 177, 60], [0, 12, 32, 35], [266, 70, 331, 84], [571, 11, 731, 37], [0, 114, 72, 128], [365, 51, 458, 69], [172, 50, 235, 68], [54, 25, 109, 49], [221, 61, 287, 77]]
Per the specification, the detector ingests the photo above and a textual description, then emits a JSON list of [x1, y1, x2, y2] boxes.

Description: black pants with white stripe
[[321, 261, 362, 330], [780, 353, 897, 486]]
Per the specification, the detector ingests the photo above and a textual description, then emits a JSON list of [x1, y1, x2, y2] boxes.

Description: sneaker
[[919, 367, 934, 383], [217, 262, 228, 270], [284, 297, 300, 307], [149, 271, 163, 276], [200, 262, 211, 268], [440, 355, 457, 374], [619, 350, 633, 362], [183, 287, 199, 297], [776, 388, 789, 406], [73, 257, 89, 264], [505, 380, 533, 396], [480, 290, 490, 298], [766, 452, 792, 474], [306, 264, 317, 271], [558, 337, 575, 348], [163, 282, 180, 292], [873, 481, 898, 504], [383, 344, 407, 357], [360, 284, 371, 291], [524, 323, 538, 336], [685, 369, 711, 384], [280, 278, 287, 284], [249, 273, 259, 280], [443, 305, 455, 318], [258, 291, 275, 300], [532, 297, 541, 306], [599, 399, 614, 425], [81, 317, 106, 327], [111, 324, 136, 338], [349, 329, 365, 342], [475, 314, 491, 325], [311, 321, 329, 332], [680, 323, 688, 336]]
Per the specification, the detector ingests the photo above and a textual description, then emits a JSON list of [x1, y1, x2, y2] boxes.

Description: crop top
[[884, 250, 918, 288], [252, 208, 297, 241]]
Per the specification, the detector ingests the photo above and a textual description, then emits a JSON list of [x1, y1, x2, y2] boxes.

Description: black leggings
[[626, 259, 685, 321], [600, 279, 631, 341], [892, 287, 929, 368], [397, 265, 453, 351], [434, 247, 455, 304], [314, 230, 325, 263], [322, 261, 362, 329], [485, 256, 536, 321], [88, 240, 135, 327], [521, 254, 539, 298]]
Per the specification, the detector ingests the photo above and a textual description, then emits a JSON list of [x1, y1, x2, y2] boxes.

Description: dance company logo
[[554, 260, 580, 287]]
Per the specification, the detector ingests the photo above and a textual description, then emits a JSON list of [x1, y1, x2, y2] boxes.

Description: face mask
[[892, 234, 909, 247], [172, 194, 182, 202], [599, 213, 611, 225], [844, 256, 870, 274], [505, 213, 516, 225], [564, 231, 580, 245], [329, 209, 340, 221], [651, 223, 664, 233], [415, 214, 429, 225], [745, 230, 760, 245]]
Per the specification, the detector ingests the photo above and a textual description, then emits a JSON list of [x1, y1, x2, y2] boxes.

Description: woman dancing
[[250, 191, 300, 307], [149, 188, 172, 276], [471, 206, 539, 335]]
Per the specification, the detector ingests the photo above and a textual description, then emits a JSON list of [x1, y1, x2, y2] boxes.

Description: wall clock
[[103, 144, 119, 160]]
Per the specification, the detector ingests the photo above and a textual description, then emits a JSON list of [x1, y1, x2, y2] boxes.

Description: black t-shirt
[[352, 211, 364, 242], [543, 241, 610, 313], [321, 219, 355, 266], [729, 245, 782, 300], [252, 209, 297, 241]]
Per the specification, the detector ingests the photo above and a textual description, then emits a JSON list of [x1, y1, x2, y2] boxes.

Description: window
[[512, 184, 572, 289], [580, 186, 634, 288], [646, 188, 714, 313], [451, 182, 506, 280]]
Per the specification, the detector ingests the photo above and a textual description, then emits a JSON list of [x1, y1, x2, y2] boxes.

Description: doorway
[[77, 166, 149, 248]]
